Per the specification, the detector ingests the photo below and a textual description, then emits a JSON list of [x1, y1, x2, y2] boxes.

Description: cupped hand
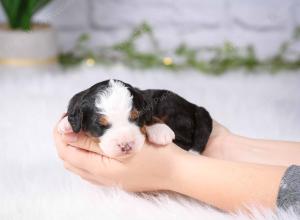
[[54, 116, 186, 192], [54, 115, 231, 191]]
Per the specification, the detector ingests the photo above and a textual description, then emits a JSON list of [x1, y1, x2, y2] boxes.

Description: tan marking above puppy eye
[[99, 116, 109, 126], [130, 109, 139, 120]]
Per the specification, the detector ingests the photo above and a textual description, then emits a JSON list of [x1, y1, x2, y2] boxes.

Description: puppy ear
[[128, 87, 144, 111], [128, 87, 153, 123], [67, 90, 87, 133]]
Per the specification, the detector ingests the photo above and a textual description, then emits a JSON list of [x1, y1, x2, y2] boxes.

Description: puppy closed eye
[[129, 109, 139, 121]]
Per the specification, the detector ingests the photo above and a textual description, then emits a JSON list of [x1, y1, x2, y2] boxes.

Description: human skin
[[54, 116, 300, 213], [204, 122, 300, 166]]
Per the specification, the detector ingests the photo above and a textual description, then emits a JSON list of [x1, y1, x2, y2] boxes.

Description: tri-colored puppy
[[67, 79, 212, 157]]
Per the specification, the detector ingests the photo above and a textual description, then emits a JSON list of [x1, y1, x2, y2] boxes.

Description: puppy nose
[[118, 142, 134, 153]]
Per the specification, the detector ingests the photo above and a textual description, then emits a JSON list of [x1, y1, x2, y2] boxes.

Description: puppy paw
[[146, 123, 175, 146]]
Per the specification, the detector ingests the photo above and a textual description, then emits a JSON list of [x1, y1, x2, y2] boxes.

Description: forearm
[[221, 135, 300, 166], [169, 151, 286, 213]]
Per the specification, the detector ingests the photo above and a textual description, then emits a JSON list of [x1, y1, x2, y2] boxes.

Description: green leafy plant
[[59, 22, 300, 74], [0, 0, 52, 30]]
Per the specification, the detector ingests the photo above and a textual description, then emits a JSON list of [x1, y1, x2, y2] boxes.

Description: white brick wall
[[230, 0, 294, 30], [0, 0, 299, 57]]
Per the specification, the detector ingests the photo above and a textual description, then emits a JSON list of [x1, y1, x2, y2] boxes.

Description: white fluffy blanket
[[0, 66, 299, 220]]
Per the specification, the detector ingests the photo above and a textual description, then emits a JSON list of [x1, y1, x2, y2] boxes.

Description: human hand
[[202, 120, 232, 158], [54, 116, 289, 213], [54, 116, 187, 192]]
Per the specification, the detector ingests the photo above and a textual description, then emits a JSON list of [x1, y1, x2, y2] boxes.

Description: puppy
[[67, 79, 212, 157]]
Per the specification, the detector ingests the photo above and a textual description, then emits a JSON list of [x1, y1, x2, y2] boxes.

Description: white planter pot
[[0, 24, 58, 67]]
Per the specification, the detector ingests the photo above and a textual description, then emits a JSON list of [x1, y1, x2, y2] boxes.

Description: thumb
[[58, 117, 73, 134]]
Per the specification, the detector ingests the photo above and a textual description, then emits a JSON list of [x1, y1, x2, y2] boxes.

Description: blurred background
[[1, 0, 298, 56], [0, 0, 299, 219]]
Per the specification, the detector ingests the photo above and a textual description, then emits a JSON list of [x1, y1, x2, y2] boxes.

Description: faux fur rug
[[0, 66, 299, 220]]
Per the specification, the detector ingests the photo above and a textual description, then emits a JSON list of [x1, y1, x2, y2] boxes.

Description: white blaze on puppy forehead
[[94, 79, 145, 157], [95, 79, 133, 123]]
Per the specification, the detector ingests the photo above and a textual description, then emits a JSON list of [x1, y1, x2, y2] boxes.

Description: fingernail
[[63, 133, 78, 143], [58, 117, 72, 134]]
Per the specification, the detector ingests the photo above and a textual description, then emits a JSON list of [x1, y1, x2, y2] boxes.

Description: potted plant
[[0, 0, 58, 67]]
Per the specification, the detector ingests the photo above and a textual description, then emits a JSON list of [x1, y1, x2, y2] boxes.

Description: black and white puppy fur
[[67, 79, 212, 157]]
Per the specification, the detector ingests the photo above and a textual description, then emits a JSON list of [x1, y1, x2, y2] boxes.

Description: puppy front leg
[[146, 123, 175, 146]]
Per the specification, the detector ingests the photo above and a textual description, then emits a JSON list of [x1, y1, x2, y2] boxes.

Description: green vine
[[59, 23, 300, 74]]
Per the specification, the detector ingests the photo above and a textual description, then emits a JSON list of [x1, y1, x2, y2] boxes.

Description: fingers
[[62, 132, 102, 154], [53, 113, 67, 139], [63, 144, 101, 173], [53, 117, 69, 160], [56, 115, 102, 154], [58, 116, 73, 134], [64, 161, 97, 182], [64, 162, 113, 186], [61, 143, 123, 178], [53, 114, 124, 183], [53, 116, 101, 170]]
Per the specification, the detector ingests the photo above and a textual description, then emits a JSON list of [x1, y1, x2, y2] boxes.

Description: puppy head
[[67, 79, 151, 157]]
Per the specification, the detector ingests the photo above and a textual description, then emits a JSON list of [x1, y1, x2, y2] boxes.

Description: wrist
[[166, 147, 202, 193], [160, 143, 192, 192], [202, 131, 235, 160]]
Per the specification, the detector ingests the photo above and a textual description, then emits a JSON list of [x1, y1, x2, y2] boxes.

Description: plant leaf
[[0, 0, 22, 28], [32, 0, 52, 15], [0, 0, 52, 30]]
